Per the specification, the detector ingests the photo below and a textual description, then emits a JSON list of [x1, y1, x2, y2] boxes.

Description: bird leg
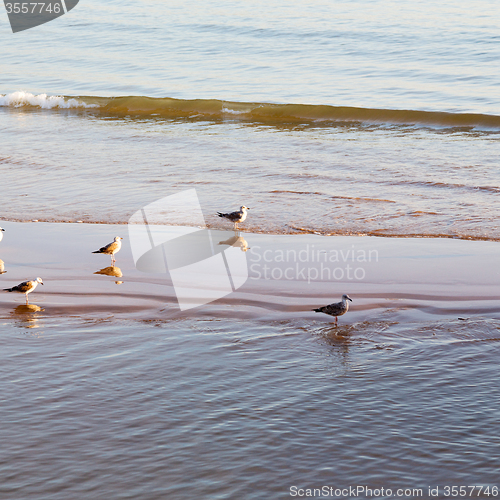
[[25, 294, 29, 305]]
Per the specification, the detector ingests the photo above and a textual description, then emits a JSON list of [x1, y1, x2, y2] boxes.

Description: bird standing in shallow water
[[217, 206, 250, 230], [4, 277, 44, 305], [313, 294, 353, 325], [92, 236, 123, 265]]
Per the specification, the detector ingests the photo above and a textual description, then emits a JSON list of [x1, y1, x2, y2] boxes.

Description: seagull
[[217, 206, 250, 230], [4, 277, 44, 305], [92, 236, 123, 265], [313, 294, 353, 325], [0, 226, 4, 242]]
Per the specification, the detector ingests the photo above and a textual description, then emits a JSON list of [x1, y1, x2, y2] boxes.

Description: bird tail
[[217, 212, 225, 218], [92, 250, 101, 254], [312, 308, 322, 312], [4, 288, 13, 292]]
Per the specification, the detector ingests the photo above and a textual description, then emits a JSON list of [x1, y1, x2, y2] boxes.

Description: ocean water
[[1, 0, 500, 111], [1, 1, 500, 498], [1, 316, 500, 500], [1, 0, 500, 239]]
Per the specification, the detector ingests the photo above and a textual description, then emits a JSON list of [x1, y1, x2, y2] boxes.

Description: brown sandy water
[[0, 222, 499, 499]]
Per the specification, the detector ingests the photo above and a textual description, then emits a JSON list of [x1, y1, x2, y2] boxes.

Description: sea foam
[[0, 91, 97, 109]]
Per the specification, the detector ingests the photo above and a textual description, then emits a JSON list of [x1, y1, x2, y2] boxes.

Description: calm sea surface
[[1, 1, 500, 498], [1, 316, 500, 500], [1, 0, 500, 239]]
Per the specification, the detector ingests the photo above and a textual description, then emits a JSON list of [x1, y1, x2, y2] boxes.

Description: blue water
[[1, 0, 500, 239], [1, 0, 499, 113]]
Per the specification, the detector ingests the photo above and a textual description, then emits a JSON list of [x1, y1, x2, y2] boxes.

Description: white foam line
[[222, 107, 247, 115], [0, 91, 98, 109]]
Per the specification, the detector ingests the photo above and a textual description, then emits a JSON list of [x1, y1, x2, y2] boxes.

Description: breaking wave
[[0, 91, 98, 109], [2, 92, 500, 129]]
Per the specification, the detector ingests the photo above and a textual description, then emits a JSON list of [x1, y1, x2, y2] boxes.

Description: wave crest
[[0, 91, 98, 109], [99, 96, 500, 129]]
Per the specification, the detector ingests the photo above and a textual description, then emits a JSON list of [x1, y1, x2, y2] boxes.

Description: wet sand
[[0, 221, 498, 323]]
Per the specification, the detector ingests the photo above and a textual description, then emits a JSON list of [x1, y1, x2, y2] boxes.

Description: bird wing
[[219, 210, 242, 222], [315, 301, 345, 316], [326, 302, 346, 314], [99, 241, 119, 254], [11, 281, 34, 293]]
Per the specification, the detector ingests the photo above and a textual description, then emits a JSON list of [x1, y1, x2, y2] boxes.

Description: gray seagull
[[217, 206, 250, 230], [313, 294, 353, 325], [4, 277, 44, 305]]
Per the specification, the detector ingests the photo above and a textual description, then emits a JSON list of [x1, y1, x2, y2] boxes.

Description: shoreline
[[1, 218, 499, 243], [0, 220, 499, 323]]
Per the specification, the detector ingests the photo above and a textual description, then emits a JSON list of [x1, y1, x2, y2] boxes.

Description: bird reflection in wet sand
[[94, 266, 123, 278], [4, 277, 43, 305], [0, 259, 6, 274], [94, 266, 124, 285], [13, 304, 45, 329], [218, 234, 250, 252]]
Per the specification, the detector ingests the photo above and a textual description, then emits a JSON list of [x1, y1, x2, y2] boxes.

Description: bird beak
[[1, 229, 4, 231], [348, 297, 352, 302]]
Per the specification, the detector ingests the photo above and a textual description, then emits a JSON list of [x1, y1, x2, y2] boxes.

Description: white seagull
[[0, 226, 4, 242], [313, 294, 353, 325], [217, 206, 250, 230], [4, 277, 44, 305], [92, 236, 123, 265]]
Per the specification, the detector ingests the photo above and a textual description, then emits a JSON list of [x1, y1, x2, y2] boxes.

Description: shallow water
[[1, 107, 499, 240], [1, 314, 500, 500]]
